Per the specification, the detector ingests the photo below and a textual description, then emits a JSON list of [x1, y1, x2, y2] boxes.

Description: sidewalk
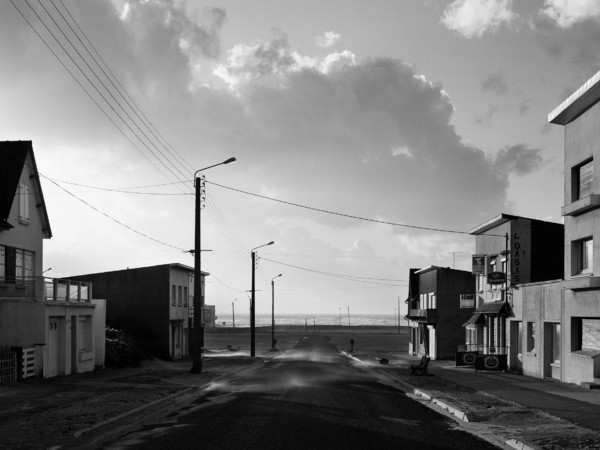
[[350, 350, 600, 449], [0, 354, 261, 450]]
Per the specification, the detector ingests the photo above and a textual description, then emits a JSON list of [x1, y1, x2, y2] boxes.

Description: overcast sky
[[2, 0, 599, 319]]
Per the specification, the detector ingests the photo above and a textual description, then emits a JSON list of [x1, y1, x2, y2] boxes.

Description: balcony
[[405, 308, 438, 323], [562, 194, 600, 216], [0, 276, 91, 302]]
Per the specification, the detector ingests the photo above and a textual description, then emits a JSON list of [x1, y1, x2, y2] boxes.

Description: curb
[[343, 351, 538, 450]]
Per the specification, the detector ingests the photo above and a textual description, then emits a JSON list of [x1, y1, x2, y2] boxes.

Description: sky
[[2, 0, 600, 320]]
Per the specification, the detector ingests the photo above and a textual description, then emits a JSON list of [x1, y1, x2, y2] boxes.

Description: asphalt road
[[86, 336, 500, 450]]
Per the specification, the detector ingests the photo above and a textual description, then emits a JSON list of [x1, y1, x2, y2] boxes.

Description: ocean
[[218, 313, 401, 328]]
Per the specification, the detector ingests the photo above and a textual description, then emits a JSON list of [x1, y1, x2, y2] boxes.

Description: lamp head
[[223, 157, 236, 164]]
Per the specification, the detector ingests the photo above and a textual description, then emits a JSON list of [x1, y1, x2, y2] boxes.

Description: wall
[[73, 266, 175, 359], [0, 299, 45, 347], [3, 151, 48, 279], [513, 280, 563, 379], [436, 268, 475, 359], [92, 299, 106, 368]]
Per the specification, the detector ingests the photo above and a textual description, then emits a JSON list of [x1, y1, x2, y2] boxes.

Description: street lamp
[[251, 241, 274, 357], [191, 157, 236, 374], [270, 274, 282, 351]]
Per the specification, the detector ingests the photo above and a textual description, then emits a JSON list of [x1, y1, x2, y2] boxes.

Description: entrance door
[[48, 318, 59, 377], [510, 321, 523, 372], [428, 325, 437, 360]]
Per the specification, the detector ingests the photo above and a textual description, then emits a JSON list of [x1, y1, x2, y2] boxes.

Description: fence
[[22, 347, 36, 379], [0, 347, 16, 383]]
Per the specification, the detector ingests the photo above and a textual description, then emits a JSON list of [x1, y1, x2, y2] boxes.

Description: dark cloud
[[482, 73, 508, 94], [534, 15, 600, 72], [493, 144, 543, 176]]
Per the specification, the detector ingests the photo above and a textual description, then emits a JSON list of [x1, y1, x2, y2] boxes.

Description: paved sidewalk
[[350, 350, 600, 449], [431, 360, 600, 432]]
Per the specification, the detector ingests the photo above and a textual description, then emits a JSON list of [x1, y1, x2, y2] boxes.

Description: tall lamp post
[[270, 274, 282, 351], [191, 157, 236, 374], [251, 241, 274, 357]]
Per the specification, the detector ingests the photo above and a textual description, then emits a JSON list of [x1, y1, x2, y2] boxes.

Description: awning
[[475, 301, 511, 316], [463, 313, 485, 327]]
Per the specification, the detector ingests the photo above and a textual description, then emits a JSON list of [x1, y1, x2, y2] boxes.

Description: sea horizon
[[216, 313, 404, 328]]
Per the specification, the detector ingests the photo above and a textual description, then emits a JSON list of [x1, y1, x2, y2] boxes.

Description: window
[[183, 287, 188, 307], [178, 286, 182, 306], [551, 323, 561, 364], [476, 274, 485, 292], [171, 285, 176, 306], [573, 238, 593, 275], [574, 159, 594, 200], [18, 183, 30, 224], [1, 246, 33, 283], [526, 322, 536, 353], [430, 293, 437, 309]]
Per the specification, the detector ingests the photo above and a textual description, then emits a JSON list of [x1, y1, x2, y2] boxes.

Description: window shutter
[[0, 246, 4, 278]]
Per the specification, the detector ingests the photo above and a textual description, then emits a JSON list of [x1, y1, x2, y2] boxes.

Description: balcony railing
[[0, 276, 91, 302], [463, 344, 508, 355]]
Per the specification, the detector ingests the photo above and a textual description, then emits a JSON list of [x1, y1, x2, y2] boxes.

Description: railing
[[44, 278, 91, 302], [0, 276, 91, 302], [463, 344, 509, 355]]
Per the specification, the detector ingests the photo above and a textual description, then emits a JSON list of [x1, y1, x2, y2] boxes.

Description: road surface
[[81, 335, 500, 449]]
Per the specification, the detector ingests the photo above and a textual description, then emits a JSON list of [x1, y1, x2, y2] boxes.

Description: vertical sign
[[472, 255, 485, 275]]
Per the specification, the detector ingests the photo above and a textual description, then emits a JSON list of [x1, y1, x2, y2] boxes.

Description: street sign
[[487, 271, 506, 285]]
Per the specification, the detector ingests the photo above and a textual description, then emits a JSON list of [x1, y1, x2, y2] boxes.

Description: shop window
[[526, 322, 536, 353]]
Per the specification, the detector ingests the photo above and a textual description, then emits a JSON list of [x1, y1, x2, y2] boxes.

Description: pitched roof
[[0, 141, 52, 237]]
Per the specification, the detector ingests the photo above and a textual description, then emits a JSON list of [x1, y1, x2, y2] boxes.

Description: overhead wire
[[12, 0, 252, 270], [31, 0, 190, 189]]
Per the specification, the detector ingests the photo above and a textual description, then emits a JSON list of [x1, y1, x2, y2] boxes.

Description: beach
[[205, 325, 409, 356]]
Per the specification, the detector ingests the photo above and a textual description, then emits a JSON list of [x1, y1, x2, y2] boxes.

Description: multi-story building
[[465, 214, 563, 370], [405, 266, 475, 360], [0, 141, 104, 379], [71, 264, 209, 360], [542, 69, 600, 386]]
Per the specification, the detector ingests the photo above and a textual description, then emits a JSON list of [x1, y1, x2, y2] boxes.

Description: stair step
[[581, 381, 600, 390]]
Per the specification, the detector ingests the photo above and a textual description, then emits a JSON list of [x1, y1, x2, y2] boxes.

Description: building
[[464, 214, 563, 371], [541, 69, 600, 386], [71, 263, 209, 360], [405, 266, 475, 360], [0, 140, 103, 379]]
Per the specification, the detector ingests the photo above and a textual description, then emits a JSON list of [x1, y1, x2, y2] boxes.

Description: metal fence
[[0, 348, 16, 383]]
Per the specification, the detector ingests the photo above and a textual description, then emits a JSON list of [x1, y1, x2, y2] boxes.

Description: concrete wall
[[72, 265, 196, 360], [511, 280, 563, 379], [92, 299, 106, 369], [0, 299, 45, 347]]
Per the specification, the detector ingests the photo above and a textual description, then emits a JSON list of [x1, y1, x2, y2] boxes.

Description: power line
[[207, 180, 491, 236], [260, 257, 406, 286]]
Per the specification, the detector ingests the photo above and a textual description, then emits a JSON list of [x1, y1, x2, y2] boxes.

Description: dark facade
[[72, 263, 206, 360], [406, 266, 475, 360]]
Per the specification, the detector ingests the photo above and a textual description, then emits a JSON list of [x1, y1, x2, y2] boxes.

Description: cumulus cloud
[[442, 0, 515, 38], [207, 35, 543, 230], [541, 0, 600, 27], [315, 31, 341, 48]]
